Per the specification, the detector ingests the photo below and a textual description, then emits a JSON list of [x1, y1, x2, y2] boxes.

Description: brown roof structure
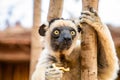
[[0, 27, 31, 62]]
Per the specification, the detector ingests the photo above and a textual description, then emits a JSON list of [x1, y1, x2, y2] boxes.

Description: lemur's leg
[[80, 8, 119, 80]]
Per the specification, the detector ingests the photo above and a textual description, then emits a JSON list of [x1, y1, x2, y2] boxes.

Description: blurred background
[[0, 0, 120, 80]]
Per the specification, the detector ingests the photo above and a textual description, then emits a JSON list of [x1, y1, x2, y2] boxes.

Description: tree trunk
[[47, 0, 64, 21], [80, 0, 98, 80], [30, 0, 41, 79]]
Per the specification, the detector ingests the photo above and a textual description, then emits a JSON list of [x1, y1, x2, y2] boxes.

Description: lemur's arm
[[80, 9, 119, 80], [31, 49, 62, 80], [31, 49, 50, 80]]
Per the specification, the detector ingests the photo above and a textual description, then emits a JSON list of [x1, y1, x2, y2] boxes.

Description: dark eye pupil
[[54, 30, 59, 35], [71, 31, 76, 35]]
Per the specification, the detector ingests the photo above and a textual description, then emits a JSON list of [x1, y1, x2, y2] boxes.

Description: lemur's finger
[[80, 18, 94, 27], [50, 71, 63, 78], [81, 8, 98, 17], [46, 74, 61, 80], [45, 69, 63, 80], [80, 14, 94, 21], [81, 11, 94, 16], [46, 71, 61, 76], [89, 7, 98, 16]]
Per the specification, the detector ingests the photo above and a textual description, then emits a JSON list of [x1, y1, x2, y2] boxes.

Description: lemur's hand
[[45, 65, 63, 80], [80, 8, 104, 31]]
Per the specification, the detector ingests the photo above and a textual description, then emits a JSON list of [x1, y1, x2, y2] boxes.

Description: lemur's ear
[[77, 25, 82, 33], [39, 23, 48, 36], [73, 20, 82, 33]]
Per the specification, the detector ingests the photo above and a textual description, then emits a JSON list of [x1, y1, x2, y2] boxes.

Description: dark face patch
[[50, 26, 77, 51]]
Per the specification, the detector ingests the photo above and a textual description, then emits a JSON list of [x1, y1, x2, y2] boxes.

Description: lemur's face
[[39, 18, 81, 52], [50, 26, 77, 51]]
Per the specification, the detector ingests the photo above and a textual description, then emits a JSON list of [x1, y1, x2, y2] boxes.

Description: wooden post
[[30, 0, 41, 79], [80, 0, 98, 80], [47, 0, 64, 21]]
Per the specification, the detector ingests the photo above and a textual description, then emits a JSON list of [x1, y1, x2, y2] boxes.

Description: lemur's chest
[[55, 59, 81, 80], [49, 52, 81, 80], [61, 62, 81, 80]]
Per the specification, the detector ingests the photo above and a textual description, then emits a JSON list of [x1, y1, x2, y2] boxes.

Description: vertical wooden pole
[[80, 0, 98, 80], [47, 0, 64, 21], [30, 0, 41, 79]]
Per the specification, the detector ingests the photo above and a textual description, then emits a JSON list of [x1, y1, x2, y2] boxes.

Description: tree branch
[[80, 0, 98, 80]]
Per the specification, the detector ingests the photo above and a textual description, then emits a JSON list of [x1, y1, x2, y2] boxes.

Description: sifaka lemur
[[32, 8, 119, 80]]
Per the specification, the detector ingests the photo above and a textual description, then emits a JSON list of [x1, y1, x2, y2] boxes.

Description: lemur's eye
[[54, 30, 60, 35], [71, 31, 76, 36]]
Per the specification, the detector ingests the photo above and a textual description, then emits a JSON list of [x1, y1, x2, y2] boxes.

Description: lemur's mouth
[[59, 41, 72, 50], [51, 42, 72, 51]]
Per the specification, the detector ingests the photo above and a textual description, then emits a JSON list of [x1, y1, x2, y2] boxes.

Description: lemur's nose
[[61, 30, 72, 42], [63, 35, 72, 42]]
